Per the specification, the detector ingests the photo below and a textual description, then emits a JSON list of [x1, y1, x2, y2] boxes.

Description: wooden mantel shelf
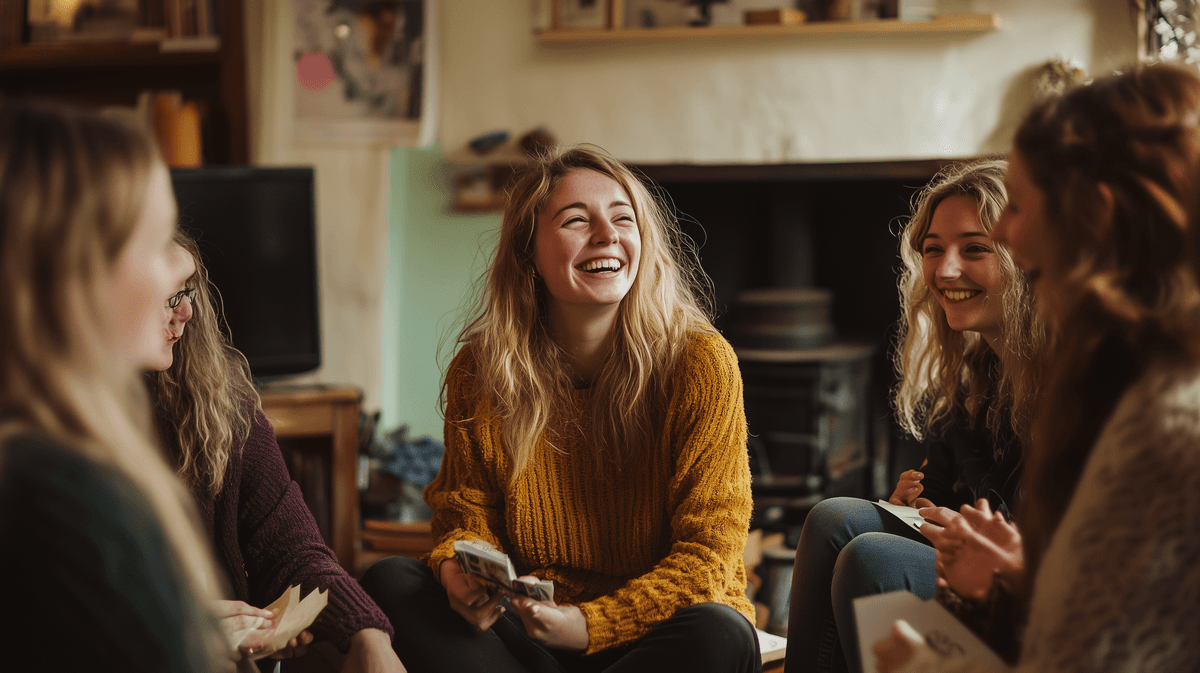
[[538, 13, 999, 43], [0, 41, 221, 71]]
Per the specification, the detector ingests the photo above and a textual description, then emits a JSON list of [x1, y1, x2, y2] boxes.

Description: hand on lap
[[439, 559, 506, 630]]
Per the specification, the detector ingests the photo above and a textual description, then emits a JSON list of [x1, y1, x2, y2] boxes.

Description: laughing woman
[[785, 159, 1045, 673], [361, 145, 760, 673]]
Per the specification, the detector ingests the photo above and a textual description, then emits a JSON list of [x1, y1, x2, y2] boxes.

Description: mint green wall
[[382, 144, 500, 438]]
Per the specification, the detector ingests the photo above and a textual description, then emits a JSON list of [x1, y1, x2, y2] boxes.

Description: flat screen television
[[170, 167, 320, 380]]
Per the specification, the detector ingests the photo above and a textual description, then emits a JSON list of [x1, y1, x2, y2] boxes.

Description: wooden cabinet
[[0, 0, 249, 164], [261, 386, 362, 574]]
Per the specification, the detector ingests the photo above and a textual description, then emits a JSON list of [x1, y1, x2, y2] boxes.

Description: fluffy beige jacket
[[900, 356, 1200, 673]]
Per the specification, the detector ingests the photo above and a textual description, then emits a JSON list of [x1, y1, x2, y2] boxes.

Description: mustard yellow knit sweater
[[424, 330, 755, 654]]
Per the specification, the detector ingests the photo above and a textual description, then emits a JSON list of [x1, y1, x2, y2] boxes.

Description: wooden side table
[[260, 386, 362, 574]]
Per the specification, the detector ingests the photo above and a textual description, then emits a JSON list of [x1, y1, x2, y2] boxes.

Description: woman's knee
[[669, 603, 759, 664], [801, 498, 884, 549], [832, 533, 934, 599], [360, 555, 434, 609]]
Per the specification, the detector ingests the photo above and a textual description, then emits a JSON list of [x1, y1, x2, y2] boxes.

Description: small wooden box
[[745, 8, 807, 25]]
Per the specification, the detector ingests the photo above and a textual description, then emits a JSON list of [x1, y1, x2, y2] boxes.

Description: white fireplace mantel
[[440, 0, 1136, 165]]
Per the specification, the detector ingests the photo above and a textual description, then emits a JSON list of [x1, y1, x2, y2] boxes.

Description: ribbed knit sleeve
[[235, 412, 393, 650], [423, 347, 511, 580], [576, 332, 755, 652], [424, 334, 754, 655]]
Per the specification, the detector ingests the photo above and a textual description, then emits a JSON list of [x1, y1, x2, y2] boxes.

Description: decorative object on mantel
[[1032, 58, 1088, 100], [468, 129, 511, 155], [551, 0, 622, 29], [450, 126, 557, 212], [538, 9, 999, 41], [452, 164, 516, 213], [744, 8, 806, 25], [558, 0, 611, 28], [519, 125, 558, 157], [1138, 0, 1200, 65]]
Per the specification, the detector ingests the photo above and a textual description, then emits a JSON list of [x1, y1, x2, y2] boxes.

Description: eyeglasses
[[167, 287, 197, 310]]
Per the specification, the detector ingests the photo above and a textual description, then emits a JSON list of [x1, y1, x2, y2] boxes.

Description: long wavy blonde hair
[[893, 158, 1046, 450], [446, 145, 714, 481], [147, 231, 262, 496], [0, 100, 223, 666]]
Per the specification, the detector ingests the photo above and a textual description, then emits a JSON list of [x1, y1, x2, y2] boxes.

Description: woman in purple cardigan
[[145, 232, 405, 672]]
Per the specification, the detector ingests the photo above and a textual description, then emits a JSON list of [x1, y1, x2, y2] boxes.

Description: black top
[[0, 433, 212, 672], [920, 412, 1023, 520]]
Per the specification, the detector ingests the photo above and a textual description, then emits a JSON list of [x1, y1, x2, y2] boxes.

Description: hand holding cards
[[232, 584, 328, 661], [453, 540, 555, 602]]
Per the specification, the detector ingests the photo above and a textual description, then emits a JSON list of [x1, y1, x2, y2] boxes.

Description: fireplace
[[637, 159, 945, 534]]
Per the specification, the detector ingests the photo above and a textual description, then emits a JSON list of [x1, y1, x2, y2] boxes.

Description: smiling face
[[532, 169, 641, 321], [992, 151, 1052, 289], [102, 165, 194, 373], [921, 194, 1005, 345]]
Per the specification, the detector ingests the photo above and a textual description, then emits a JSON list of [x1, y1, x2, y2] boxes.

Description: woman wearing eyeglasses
[[145, 232, 406, 673]]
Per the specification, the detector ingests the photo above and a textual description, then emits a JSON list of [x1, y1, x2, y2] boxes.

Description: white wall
[[246, 0, 392, 409], [245, 0, 1137, 421], [441, 0, 1137, 164]]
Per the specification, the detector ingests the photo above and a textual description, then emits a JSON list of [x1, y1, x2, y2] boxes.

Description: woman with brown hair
[[876, 62, 1200, 673], [360, 145, 760, 673], [0, 100, 223, 671], [145, 232, 405, 672]]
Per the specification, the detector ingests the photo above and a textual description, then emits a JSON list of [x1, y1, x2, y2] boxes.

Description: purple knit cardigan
[[187, 410, 393, 650]]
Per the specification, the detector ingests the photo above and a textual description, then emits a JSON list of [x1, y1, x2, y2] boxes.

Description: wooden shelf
[[538, 13, 999, 42], [0, 41, 222, 72], [262, 385, 364, 574], [0, 0, 248, 164]]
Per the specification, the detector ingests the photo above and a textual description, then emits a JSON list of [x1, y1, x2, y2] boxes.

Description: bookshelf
[[0, 0, 249, 165]]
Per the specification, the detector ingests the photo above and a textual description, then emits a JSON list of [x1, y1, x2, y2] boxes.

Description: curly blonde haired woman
[[0, 100, 224, 671], [145, 232, 404, 672], [878, 62, 1200, 673], [785, 158, 1046, 673], [361, 145, 760, 673]]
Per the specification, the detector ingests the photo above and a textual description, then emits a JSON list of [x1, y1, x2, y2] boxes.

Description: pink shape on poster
[[297, 52, 337, 92]]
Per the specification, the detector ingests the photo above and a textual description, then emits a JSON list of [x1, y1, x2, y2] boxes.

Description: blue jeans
[[783, 497, 936, 673]]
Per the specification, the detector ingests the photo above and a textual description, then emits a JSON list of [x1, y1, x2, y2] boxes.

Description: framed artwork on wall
[[293, 0, 437, 146]]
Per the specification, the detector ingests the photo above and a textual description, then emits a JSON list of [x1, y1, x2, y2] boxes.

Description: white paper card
[[756, 628, 787, 664], [874, 500, 927, 533], [854, 590, 1010, 673]]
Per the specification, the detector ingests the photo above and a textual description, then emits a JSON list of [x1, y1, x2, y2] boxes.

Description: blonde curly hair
[[893, 158, 1046, 451], [147, 230, 262, 496]]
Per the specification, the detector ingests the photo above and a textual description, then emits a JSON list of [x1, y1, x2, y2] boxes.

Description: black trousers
[[360, 555, 762, 673]]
